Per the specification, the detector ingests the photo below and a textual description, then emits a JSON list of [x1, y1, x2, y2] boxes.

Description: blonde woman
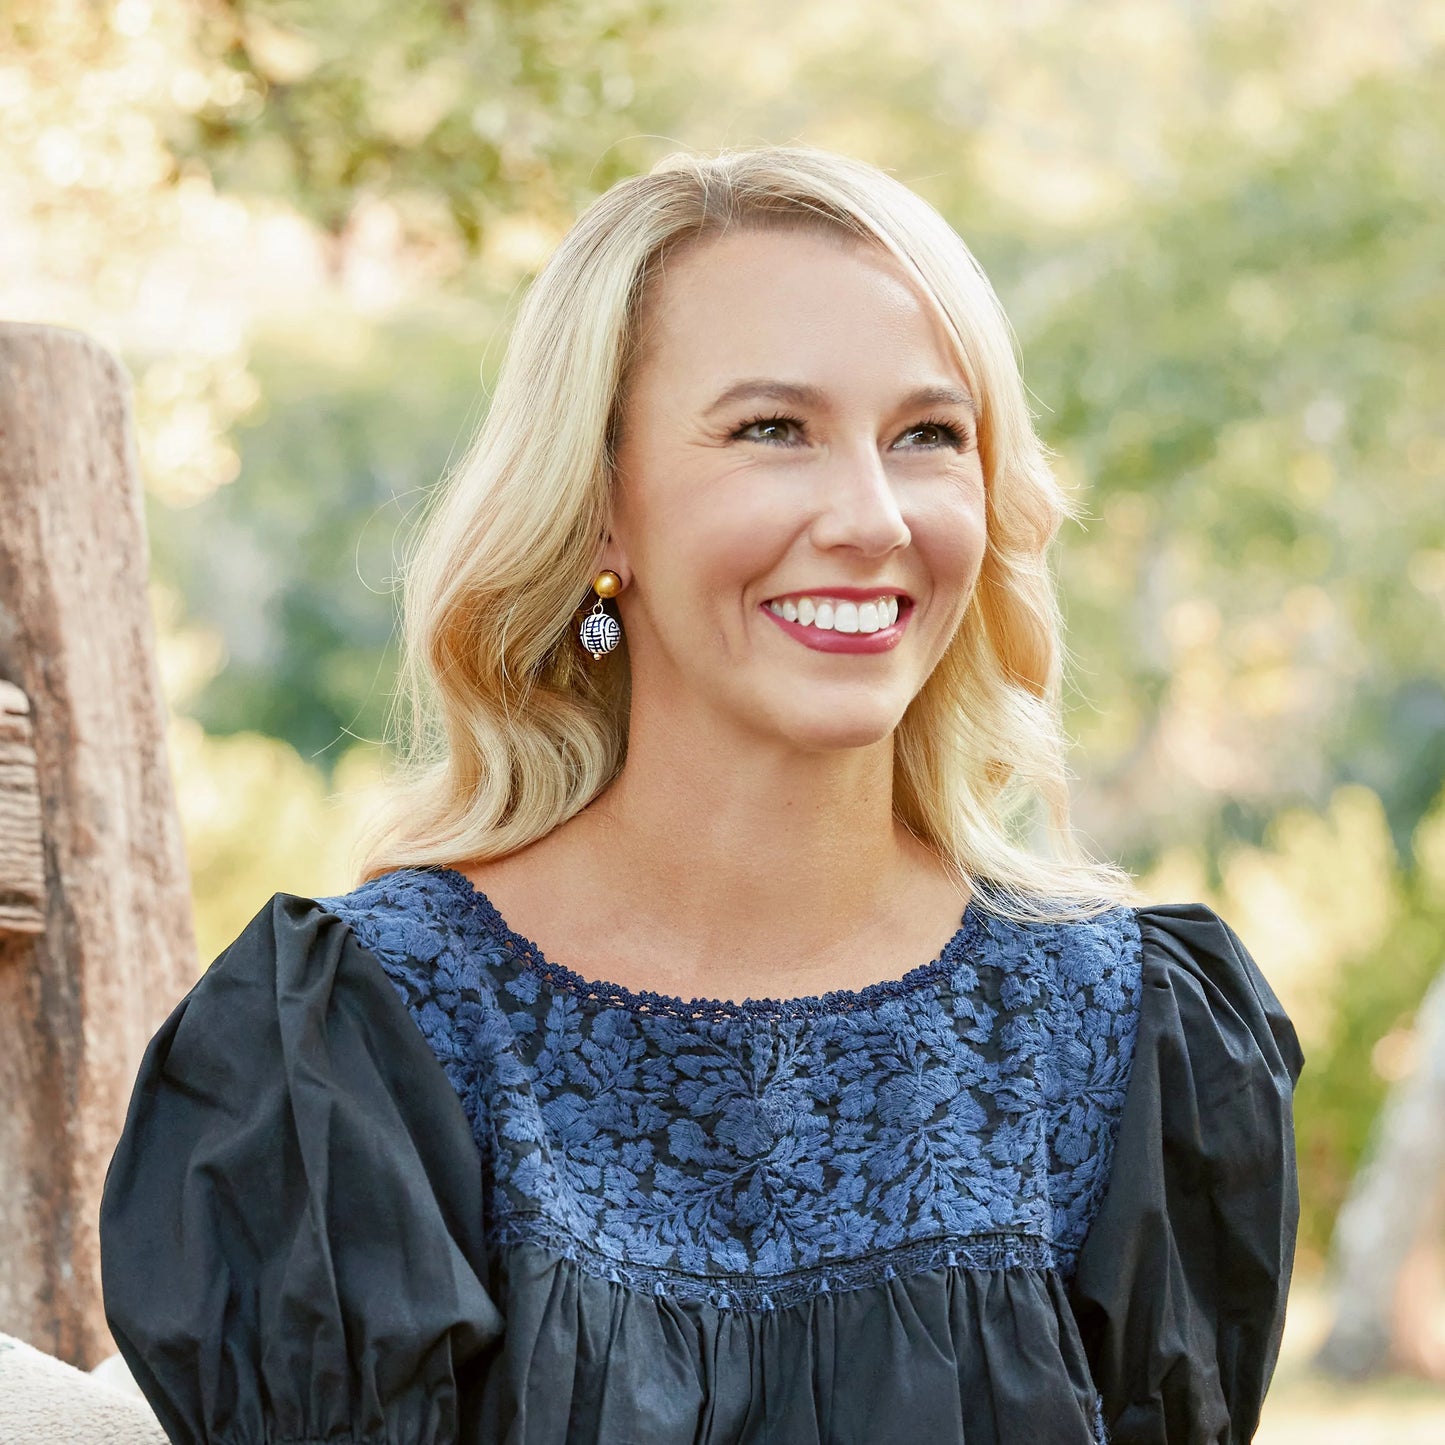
[[100, 146, 1303, 1444]]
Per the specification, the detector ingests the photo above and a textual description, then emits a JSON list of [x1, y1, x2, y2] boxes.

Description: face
[[603, 226, 987, 754]]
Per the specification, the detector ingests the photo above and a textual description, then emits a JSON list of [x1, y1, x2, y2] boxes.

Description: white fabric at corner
[[0, 1332, 165, 1445]]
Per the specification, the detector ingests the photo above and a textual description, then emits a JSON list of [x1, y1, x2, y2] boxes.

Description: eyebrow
[[704, 379, 977, 418]]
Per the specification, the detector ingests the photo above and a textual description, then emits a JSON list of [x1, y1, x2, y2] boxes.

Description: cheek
[[914, 475, 988, 585], [697, 524, 787, 611], [655, 480, 796, 591], [626, 511, 771, 638]]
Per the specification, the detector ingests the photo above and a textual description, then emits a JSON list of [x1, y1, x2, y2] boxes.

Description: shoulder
[[311, 865, 474, 973], [1067, 900, 1304, 1437], [1007, 902, 1145, 1064], [1130, 900, 1305, 1092], [1036, 900, 1143, 993], [976, 901, 1144, 1037], [972, 896, 1142, 992], [171, 878, 469, 1082], [107, 882, 486, 1220], [308, 866, 526, 1068]]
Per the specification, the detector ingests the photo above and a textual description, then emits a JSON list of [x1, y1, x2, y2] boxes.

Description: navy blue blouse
[[100, 866, 1303, 1445]]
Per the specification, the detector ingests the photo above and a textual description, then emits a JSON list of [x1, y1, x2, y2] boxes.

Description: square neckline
[[421, 864, 990, 1021]]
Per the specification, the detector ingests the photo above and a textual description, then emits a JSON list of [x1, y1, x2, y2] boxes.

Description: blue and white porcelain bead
[[580, 607, 621, 659]]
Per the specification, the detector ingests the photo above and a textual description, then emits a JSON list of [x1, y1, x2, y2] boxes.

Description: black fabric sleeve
[[1066, 903, 1305, 1445], [99, 892, 504, 1445]]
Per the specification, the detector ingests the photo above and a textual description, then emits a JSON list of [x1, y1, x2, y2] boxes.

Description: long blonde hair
[[351, 144, 1141, 923]]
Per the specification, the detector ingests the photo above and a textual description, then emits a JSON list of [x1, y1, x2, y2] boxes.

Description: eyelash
[[730, 412, 970, 450]]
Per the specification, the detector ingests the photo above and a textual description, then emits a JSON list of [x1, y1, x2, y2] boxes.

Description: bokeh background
[[5, 0, 1444, 1436]]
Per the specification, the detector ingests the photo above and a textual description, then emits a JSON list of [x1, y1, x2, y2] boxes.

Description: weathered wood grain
[[0, 681, 45, 932], [0, 321, 197, 1368]]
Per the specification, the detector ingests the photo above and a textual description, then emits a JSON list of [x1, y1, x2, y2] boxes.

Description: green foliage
[[1025, 65, 1445, 862], [176, 0, 679, 246], [146, 308, 493, 770]]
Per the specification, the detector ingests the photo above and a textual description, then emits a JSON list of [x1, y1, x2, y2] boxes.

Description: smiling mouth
[[762, 594, 908, 635]]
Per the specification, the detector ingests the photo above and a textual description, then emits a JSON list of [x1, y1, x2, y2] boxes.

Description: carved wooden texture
[[0, 680, 45, 931], [0, 322, 197, 1367]]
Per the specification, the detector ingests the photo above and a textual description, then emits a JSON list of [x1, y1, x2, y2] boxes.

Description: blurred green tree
[[176, 0, 677, 248], [1028, 66, 1445, 867], [145, 312, 490, 765]]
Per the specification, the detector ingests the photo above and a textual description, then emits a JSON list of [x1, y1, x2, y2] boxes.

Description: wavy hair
[[351, 144, 1141, 923]]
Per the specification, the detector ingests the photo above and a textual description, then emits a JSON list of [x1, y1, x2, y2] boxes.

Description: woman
[[100, 145, 1304, 1444]]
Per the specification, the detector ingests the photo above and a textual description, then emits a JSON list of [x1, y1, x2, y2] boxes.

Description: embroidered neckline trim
[[422, 864, 990, 1021]]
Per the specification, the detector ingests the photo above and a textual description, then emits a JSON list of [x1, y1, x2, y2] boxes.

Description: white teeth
[[764, 595, 905, 633]]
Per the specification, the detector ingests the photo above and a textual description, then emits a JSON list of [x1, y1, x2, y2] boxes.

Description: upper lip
[[762, 585, 913, 605]]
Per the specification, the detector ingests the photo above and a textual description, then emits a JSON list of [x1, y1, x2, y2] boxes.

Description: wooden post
[[0, 322, 197, 1368]]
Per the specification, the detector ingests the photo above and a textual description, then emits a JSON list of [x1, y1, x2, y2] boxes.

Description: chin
[[770, 700, 908, 753]]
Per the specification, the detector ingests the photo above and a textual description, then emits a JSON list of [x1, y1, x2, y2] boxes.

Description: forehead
[[631, 227, 965, 394]]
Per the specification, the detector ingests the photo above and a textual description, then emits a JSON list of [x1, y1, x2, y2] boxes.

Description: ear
[[595, 530, 631, 591]]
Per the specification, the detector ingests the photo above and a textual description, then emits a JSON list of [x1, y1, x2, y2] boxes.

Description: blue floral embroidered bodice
[[316, 866, 1143, 1313]]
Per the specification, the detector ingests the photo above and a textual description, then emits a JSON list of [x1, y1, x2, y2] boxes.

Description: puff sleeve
[[1066, 903, 1305, 1445], [99, 892, 504, 1445]]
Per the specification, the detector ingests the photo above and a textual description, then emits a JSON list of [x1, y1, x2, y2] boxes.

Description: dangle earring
[[578, 570, 623, 660]]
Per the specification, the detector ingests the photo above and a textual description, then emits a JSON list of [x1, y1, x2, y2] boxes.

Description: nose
[[808, 441, 912, 557]]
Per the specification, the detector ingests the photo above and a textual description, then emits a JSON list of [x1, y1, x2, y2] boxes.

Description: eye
[[731, 413, 808, 446], [728, 412, 972, 450], [895, 417, 969, 450]]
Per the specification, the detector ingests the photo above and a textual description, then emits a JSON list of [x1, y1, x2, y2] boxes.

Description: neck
[[573, 697, 943, 961]]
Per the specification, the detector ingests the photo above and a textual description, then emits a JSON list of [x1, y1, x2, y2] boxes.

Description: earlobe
[[596, 542, 629, 592]]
